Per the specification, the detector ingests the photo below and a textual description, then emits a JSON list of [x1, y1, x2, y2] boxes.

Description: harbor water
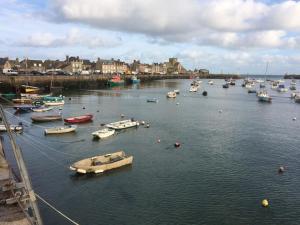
[[3, 78, 300, 225]]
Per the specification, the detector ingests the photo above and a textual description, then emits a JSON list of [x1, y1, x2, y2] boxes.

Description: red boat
[[64, 114, 93, 124]]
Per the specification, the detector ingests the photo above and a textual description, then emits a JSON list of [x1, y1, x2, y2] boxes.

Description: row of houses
[[0, 56, 187, 75]]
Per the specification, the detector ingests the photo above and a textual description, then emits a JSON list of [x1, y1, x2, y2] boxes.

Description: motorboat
[[108, 74, 124, 86], [295, 94, 300, 103], [21, 85, 40, 93], [291, 80, 297, 86], [92, 128, 115, 139], [0, 124, 23, 132], [44, 100, 65, 106], [64, 114, 93, 123], [248, 89, 257, 93], [105, 119, 139, 130], [222, 83, 229, 88], [31, 115, 62, 122], [208, 80, 214, 85], [69, 151, 133, 174], [147, 98, 158, 103], [257, 91, 272, 102], [277, 84, 288, 92], [14, 105, 38, 113], [259, 83, 266, 88], [173, 89, 180, 94], [45, 125, 77, 135], [131, 75, 140, 84], [167, 91, 176, 98], [271, 82, 279, 89], [189, 86, 198, 92]]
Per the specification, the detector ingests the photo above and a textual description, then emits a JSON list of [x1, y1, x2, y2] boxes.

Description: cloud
[[18, 28, 122, 48]]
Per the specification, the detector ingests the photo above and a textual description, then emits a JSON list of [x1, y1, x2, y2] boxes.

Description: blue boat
[[131, 75, 140, 84], [14, 105, 38, 113], [147, 98, 158, 103]]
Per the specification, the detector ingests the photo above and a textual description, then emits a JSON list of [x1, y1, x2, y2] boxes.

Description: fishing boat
[[44, 100, 65, 106], [147, 98, 158, 103], [106, 119, 139, 130], [131, 75, 140, 84], [277, 84, 288, 92], [0, 124, 23, 132], [32, 106, 54, 112], [64, 114, 93, 124], [12, 98, 32, 104], [44, 125, 77, 135], [257, 91, 272, 102], [108, 74, 124, 86], [208, 80, 214, 85], [92, 128, 115, 139], [21, 85, 40, 93], [167, 91, 176, 98], [189, 86, 198, 92], [222, 83, 229, 88], [31, 115, 62, 122], [14, 105, 38, 113], [271, 82, 279, 90], [69, 151, 133, 174]]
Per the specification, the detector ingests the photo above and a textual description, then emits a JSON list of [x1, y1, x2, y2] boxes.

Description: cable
[[36, 193, 80, 225]]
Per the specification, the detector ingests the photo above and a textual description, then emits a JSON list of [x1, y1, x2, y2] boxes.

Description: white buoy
[[293, 117, 296, 121], [176, 102, 180, 105], [219, 109, 223, 113]]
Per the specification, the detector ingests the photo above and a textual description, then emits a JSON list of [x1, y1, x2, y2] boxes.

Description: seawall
[[0, 73, 241, 93]]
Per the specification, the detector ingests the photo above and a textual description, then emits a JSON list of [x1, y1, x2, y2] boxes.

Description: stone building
[[0, 57, 20, 74], [20, 59, 45, 73]]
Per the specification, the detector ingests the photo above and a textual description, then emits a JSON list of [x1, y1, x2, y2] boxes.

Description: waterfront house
[[0, 57, 20, 74], [166, 58, 185, 74], [20, 58, 45, 74], [95, 58, 127, 74], [44, 59, 65, 72], [58, 56, 83, 74], [199, 69, 209, 76]]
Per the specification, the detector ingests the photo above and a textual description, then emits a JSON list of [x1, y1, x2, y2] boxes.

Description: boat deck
[[0, 136, 30, 225]]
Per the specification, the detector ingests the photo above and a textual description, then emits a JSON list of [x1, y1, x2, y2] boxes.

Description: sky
[[1, 0, 300, 74]]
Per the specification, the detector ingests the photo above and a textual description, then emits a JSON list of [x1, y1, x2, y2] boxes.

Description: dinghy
[[45, 125, 77, 135], [31, 115, 62, 122], [69, 151, 133, 174], [106, 119, 139, 130], [64, 114, 93, 124], [0, 124, 23, 132], [92, 128, 115, 139], [32, 106, 54, 112]]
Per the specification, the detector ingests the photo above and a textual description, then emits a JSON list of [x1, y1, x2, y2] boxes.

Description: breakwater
[[284, 74, 300, 79], [0, 73, 241, 92]]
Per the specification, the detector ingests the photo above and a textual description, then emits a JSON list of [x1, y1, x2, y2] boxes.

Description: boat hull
[[45, 125, 77, 134], [92, 129, 115, 139], [31, 115, 62, 122], [64, 114, 93, 124]]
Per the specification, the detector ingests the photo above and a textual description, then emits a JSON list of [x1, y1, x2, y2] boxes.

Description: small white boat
[[189, 86, 198, 92], [106, 119, 139, 130], [173, 89, 180, 94], [277, 84, 288, 92], [32, 106, 54, 112], [167, 91, 176, 98], [208, 80, 214, 85], [257, 91, 272, 102], [44, 100, 65, 106], [0, 124, 23, 132], [92, 128, 115, 139], [70, 151, 133, 174], [44, 125, 77, 135], [271, 82, 279, 90], [291, 92, 300, 98], [245, 83, 253, 89], [291, 80, 297, 86], [147, 98, 158, 103], [295, 94, 300, 103]]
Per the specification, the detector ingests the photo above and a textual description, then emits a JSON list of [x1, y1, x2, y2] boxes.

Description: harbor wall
[[284, 74, 300, 79], [0, 73, 241, 92]]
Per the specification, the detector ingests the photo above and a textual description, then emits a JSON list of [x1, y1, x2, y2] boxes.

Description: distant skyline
[[1, 0, 300, 75]]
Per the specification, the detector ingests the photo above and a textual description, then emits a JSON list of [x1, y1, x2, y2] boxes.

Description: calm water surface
[[3, 79, 300, 225]]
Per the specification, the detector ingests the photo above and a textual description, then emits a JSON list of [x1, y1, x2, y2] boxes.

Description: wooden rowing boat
[[45, 125, 77, 135], [31, 115, 62, 122], [64, 114, 93, 124], [70, 151, 133, 174]]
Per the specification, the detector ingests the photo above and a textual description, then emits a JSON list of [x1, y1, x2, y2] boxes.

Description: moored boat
[[32, 106, 54, 112], [21, 85, 40, 93], [108, 74, 124, 86], [290, 85, 296, 90], [12, 98, 32, 104], [147, 98, 158, 103], [173, 89, 180, 94], [131, 75, 140, 84], [0, 124, 23, 132], [92, 128, 115, 139], [295, 94, 300, 103], [208, 80, 214, 85], [14, 105, 38, 113], [223, 83, 229, 88], [69, 151, 133, 174], [167, 91, 177, 98], [31, 115, 62, 122], [248, 89, 257, 93], [1, 93, 17, 100], [44, 100, 65, 106], [277, 84, 288, 92], [64, 114, 93, 124], [189, 86, 198, 92], [45, 125, 77, 135], [257, 91, 272, 102], [106, 119, 139, 130]]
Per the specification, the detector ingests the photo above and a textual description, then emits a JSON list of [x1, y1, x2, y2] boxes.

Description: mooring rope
[[36, 193, 80, 225]]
